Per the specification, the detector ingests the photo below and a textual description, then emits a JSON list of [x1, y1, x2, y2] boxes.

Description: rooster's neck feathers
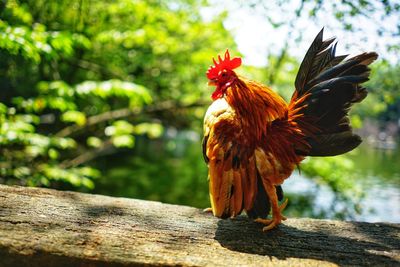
[[225, 77, 288, 140]]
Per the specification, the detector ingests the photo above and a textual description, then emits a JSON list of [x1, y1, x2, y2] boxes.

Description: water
[[346, 144, 400, 222], [94, 131, 400, 223], [284, 172, 400, 223]]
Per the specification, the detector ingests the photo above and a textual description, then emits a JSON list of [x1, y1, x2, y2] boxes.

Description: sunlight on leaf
[[135, 123, 164, 139], [61, 110, 86, 126], [87, 137, 102, 148], [112, 135, 135, 148]]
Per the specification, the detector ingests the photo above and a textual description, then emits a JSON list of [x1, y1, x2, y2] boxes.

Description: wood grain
[[0, 185, 398, 266]]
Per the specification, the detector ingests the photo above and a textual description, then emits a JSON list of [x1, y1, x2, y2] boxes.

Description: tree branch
[[55, 100, 208, 138], [59, 139, 115, 168], [1, 184, 399, 266]]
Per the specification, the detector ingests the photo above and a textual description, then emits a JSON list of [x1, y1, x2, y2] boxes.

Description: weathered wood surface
[[0, 185, 399, 267]]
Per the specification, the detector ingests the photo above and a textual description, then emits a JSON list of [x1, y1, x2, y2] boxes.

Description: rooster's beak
[[208, 79, 217, 86]]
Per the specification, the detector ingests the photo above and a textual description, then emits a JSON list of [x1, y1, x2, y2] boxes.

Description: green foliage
[[354, 60, 400, 122], [0, 76, 157, 188], [93, 136, 209, 208], [300, 155, 365, 218], [0, 0, 234, 189]]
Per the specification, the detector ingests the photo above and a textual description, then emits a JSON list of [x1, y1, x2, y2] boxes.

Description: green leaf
[[0, 103, 7, 113], [113, 120, 135, 135], [51, 137, 76, 149], [112, 135, 135, 148], [81, 177, 95, 190], [1, 120, 35, 133], [25, 145, 46, 157], [39, 164, 98, 189], [48, 148, 59, 159], [61, 110, 86, 126], [77, 167, 101, 179], [13, 167, 31, 178], [134, 122, 164, 138], [75, 80, 152, 106], [105, 120, 135, 136], [87, 136, 102, 148]]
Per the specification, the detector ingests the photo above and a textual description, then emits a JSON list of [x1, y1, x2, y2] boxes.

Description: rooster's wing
[[203, 98, 259, 218]]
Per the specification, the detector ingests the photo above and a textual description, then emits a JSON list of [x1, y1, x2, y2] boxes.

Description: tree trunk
[[0, 184, 398, 266]]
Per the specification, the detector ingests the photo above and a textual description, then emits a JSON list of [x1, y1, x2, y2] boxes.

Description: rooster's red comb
[[206, 49, 242, 79]]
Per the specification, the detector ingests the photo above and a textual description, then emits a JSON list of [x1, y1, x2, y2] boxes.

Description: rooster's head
[[206, 49, 241, 100]]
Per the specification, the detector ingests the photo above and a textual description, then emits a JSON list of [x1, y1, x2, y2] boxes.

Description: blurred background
[[0, 0, 399, 223]]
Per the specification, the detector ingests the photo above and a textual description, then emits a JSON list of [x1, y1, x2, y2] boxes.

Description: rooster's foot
[[254, 198, 288, 231], [203, 207, 213, 213], [261, 216, 283, 231]]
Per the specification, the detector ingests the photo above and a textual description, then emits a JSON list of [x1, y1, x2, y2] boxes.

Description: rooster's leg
[[258, 180, 287, 231], [254, 198, 288, 225]]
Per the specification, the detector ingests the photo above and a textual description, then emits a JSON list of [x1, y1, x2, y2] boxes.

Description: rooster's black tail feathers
[[292, 28, 378, 156]]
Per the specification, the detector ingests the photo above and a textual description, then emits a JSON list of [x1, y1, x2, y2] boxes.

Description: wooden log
[[0, 184, 398, 266]]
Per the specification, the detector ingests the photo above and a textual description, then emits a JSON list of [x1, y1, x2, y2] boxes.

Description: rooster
[[203, 28, 377, 231]]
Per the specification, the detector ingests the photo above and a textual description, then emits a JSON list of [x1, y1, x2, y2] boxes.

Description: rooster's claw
[[254, 198, 288, 231], [203, 207, 213, 213]]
